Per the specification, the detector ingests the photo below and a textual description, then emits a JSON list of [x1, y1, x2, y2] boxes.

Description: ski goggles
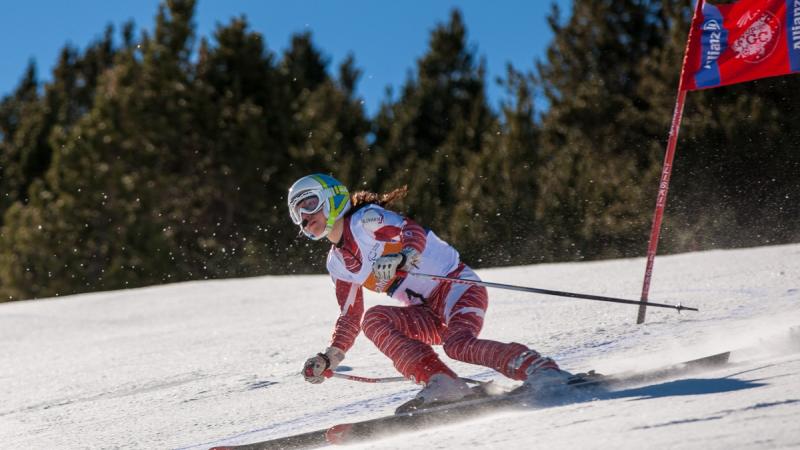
[[289, 191, 325, 225]]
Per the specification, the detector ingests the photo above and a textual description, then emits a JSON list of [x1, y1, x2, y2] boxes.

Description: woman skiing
[[289, 173, 571, 407]]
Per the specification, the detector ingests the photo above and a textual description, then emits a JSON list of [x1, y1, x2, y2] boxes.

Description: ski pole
[[410, 272, 698, 312], [323, 369, 483, 385], [323, 370, 406, 383]]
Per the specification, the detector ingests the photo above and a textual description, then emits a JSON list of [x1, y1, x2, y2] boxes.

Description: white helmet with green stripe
[[287, 173, 351, 240]]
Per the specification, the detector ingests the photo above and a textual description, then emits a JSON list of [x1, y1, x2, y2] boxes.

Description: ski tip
[[395, 397, 425, 415], [326, 423, 354, 445]]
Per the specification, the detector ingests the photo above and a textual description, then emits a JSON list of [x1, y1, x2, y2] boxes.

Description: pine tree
[[0, 63, 40, 221], [370, 10, 498, 259], [534, 0, 683, 260], [0, 1, 198, 299], [452, 66, 542, 266], [0, 0, 373, 299]]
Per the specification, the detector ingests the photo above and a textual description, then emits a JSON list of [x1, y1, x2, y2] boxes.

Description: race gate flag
[[638, 0, 800, 324], [681, 0, 800, 90]]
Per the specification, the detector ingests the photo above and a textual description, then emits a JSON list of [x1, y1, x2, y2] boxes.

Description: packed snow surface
[[2, 244, 799, 449]]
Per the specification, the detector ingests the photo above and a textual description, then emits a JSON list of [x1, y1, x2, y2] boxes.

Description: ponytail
[[348, 186, 408, 215]]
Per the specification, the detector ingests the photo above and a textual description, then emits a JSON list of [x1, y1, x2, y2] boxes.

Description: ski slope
[[1, 244, 799, 449]]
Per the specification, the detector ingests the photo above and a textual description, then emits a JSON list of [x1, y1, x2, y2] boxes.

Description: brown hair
[[349, 185, 408, 213]]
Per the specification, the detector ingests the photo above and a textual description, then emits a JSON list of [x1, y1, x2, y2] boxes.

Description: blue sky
[[0, 0, 571, 115]]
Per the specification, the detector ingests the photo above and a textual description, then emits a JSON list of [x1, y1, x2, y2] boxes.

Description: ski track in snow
[[1, 244, 799, 449]]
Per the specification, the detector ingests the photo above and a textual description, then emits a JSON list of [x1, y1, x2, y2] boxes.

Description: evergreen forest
[[1, 0, 798, 301]]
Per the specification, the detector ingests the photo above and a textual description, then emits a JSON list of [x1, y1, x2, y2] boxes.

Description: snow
[[1, 243, 799, 449]]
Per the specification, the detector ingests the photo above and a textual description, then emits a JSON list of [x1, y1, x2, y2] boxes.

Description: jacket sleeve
[[330, 278, 364, 352], [399, 216, 427, 254]]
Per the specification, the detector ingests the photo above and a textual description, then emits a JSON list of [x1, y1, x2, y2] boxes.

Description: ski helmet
[[287, 174, 351, 240]]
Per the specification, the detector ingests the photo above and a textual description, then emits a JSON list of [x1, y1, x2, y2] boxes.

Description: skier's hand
[[373, 248, 421, 282], [302, 347, 345, 384]]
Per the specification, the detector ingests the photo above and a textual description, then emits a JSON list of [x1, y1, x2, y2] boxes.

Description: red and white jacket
[[325, 204, 459, 351]]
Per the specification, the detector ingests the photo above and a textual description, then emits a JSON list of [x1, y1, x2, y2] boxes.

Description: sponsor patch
[[361, 209, 384, 232]]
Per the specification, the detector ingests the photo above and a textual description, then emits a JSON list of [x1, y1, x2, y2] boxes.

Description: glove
[[373, 248, 421, 282], [302, 346, 345, 384]]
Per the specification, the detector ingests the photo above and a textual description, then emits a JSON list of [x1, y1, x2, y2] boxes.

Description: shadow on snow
[[608, 377, 764, 401], [533, 376, 765, 408]]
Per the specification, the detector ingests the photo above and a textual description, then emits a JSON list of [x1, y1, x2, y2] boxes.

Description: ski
[[209, 351, 730, 450]]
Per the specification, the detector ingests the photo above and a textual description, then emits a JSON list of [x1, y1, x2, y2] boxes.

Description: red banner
[[681, 0, 800, 91]]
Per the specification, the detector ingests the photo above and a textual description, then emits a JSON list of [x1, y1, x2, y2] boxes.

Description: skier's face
[[300, 208, 326, 238]]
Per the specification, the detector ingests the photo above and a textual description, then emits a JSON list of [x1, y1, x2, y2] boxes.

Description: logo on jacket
[[361, 209, 384, 232], [367, 243, 381, 263], [732, 9, 780, 63]]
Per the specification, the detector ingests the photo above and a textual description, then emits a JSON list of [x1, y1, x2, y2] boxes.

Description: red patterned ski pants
[[362, 264, 558, 384]]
